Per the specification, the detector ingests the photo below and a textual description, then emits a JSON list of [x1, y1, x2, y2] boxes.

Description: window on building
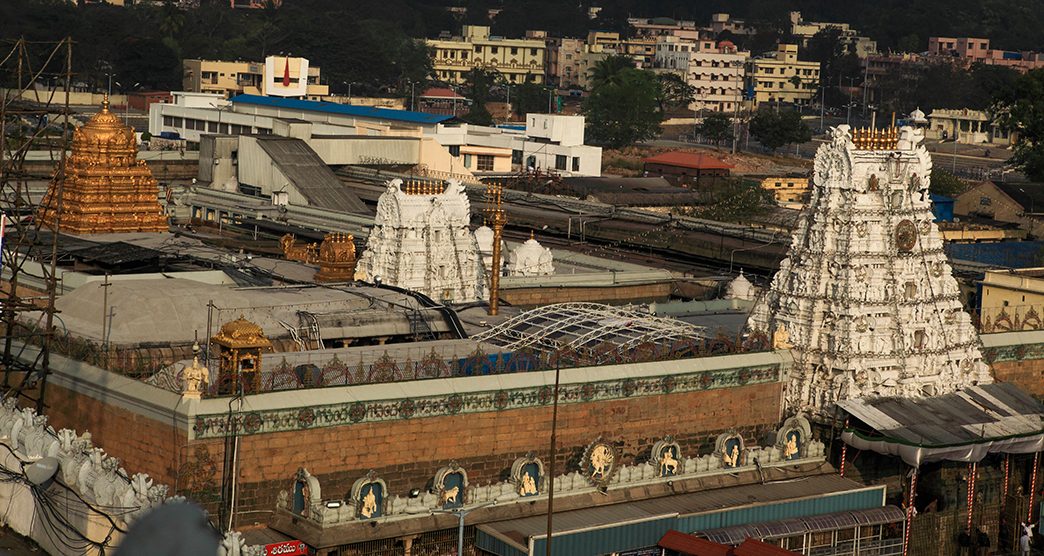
[[511, 47, 518, 55], [462, 51, 468, 60], [572, 157, 580, 172], [555, 154, 567, 170], [449, 145, 461, 157], [173, 117, 183, 127], [464, 153, 473, 168], [477, 155, 494, 171], [491, 46, 499, 54], [208, 121, 219, 132], [474, 46, 481, 53], [163, 116, 174, 126], [512, 149, 523, 164], [531, 48, 538, 55]]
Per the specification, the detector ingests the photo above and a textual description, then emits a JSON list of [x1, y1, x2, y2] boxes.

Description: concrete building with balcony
[[428, 25, 546, 85], [654, 37, 748, 113], [788, 11, 877, 58], [433, 114, 602, 177], [749, 44, 820, 107], [925, 108, 1014, 146], [182, 56, 329, 100], [546, 37, 614, 90]]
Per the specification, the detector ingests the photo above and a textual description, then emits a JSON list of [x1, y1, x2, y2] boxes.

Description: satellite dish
[[25, 457, 59, 489]]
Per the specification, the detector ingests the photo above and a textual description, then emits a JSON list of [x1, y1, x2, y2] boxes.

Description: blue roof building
[[230, 94, 456, 128]]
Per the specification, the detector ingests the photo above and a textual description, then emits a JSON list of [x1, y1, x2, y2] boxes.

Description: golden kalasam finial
[[101, 94, 110, 112]]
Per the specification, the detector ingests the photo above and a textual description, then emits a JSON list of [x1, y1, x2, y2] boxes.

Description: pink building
[[928, 37, 1044, 72]]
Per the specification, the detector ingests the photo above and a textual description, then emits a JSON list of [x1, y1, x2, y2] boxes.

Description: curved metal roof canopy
[[472, 302, 704, 360]]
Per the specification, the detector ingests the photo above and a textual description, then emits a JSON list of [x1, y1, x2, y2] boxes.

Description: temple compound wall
[[28, 343, 787, 526]]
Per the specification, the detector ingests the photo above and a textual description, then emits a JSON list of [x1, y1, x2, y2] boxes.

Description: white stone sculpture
[[182, 356, 209, 399], [356, 178, 487, 303], [747, 125, 992, 417], [508, 233, 554, 277]]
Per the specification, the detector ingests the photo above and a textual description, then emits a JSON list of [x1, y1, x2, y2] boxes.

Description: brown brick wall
[[38, 377, 782, 524], [500, 283, 672, 307], [229, 381, 782, 516], [992, 358, 1044, 396], [43, 382, 186, 487]]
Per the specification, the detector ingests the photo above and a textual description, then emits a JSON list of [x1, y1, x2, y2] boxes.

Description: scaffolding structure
[[0, 38, 74, 411]]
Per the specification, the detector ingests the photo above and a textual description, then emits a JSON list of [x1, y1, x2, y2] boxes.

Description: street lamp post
[[431, 499, 497, 555]]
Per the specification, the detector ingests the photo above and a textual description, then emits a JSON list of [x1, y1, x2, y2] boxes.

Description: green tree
[[512, 82, 550, 118], [993, 69, 1044, 181], [459, 68, 501, 125], [656, 72, 695, 114], [929, 168, 969, 196], [749, 109, 812, 152], [697, 113, 734, 148], [583, 68, 662, 148], [589, 55, 636, 88]]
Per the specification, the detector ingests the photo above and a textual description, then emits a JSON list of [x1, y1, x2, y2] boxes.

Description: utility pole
[[545, 360, 561, 556], [100, 274, 111, 350]]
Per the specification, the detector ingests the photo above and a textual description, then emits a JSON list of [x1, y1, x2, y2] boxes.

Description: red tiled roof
[[658, 530, 731, 556], [641, 151, 735, 170], [421, 87, 466, 99], [733, 539, 800, 556]]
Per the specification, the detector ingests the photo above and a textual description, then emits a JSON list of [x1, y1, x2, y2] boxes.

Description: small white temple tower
[[747, 124, 992, 416], [357, 178, 486, 303]]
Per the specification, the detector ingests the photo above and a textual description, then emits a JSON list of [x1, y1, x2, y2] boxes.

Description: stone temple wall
[[28, 343, 788, 531]]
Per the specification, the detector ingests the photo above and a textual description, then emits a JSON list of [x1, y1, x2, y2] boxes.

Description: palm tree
[[159, 0, 185, 39], [588, 55, 636, 88]]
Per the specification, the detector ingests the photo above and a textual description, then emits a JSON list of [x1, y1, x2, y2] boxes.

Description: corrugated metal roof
[[698, 506, 905, 545], [479, 474, 871, 546], [255, 137, 369, 214], [838, 383, 1044, 447], [231, 94, 454, 125]]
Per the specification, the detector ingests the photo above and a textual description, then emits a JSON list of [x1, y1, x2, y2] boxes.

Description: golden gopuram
[[39, 98, 168, 234]]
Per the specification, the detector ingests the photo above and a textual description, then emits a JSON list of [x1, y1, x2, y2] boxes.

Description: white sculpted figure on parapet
[[746, 124, 991, 416], [356, 178, 487, 303]]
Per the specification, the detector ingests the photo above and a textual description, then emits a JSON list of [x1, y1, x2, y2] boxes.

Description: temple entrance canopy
[[839, 383, 1044, 467]]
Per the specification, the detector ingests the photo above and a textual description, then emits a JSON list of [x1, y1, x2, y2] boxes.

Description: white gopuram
[[357, 178, 487, 303], [747, 124, 992, 416]]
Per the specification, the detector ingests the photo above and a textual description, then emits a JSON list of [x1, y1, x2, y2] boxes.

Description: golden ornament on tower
[[39, 97, 168, 234]]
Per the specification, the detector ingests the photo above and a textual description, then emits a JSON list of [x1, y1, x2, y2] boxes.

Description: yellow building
[[428, 25, 546, 85], [980, 268, 1044, 332], [760, 176, 810, 207], [750, 44, 820, 106], [182, 56, 329, 100]]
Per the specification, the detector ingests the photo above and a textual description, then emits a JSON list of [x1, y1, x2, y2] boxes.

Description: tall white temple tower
[[747, 124, 992, 416], [357, 178, 487, 303]]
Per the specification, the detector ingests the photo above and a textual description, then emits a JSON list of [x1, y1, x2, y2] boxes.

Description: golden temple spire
[[101, 94, 110, 112]]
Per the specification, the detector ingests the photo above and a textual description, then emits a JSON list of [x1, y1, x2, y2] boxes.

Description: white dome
[[909, 107, 927, 124], [726, 270, 757, 301], [509, 234, 554, 277]]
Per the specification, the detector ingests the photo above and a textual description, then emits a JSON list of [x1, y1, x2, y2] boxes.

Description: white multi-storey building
[[654, 37, 749, 113]]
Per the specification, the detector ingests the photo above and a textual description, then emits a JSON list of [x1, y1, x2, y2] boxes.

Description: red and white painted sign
[[264, 540, 308, 556]]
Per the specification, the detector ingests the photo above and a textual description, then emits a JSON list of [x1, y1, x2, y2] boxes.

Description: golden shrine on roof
[[212, 316, 272, 350], [39, 98, 168, 234]]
